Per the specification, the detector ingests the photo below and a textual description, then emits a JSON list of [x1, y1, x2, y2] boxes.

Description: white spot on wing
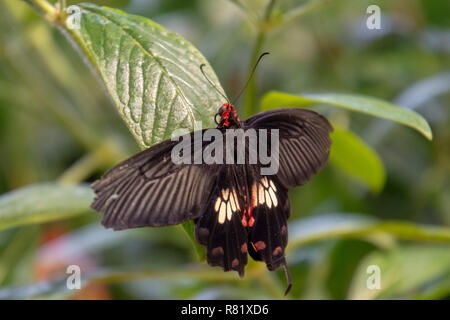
[[227, 202, 232, 220], [222, 189, 229, 200], [214, 197, 221, 212], [269, 180, 277, 191], [230, 190, 237, 212], [218, 203, 226, 223], [265, 190, 272, 208], [262, 177, 269, 188], [268, 188, 278, 207], [258, 184, 265, 205]]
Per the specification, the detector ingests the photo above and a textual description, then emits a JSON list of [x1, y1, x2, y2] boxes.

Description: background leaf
[[0, 183, 93, 231], [348, 244, 450, 299], [288, 213, 450, 249], [326, 239, 377, 299], [260, 91, 433, 140], [330, 128, 386, 192]]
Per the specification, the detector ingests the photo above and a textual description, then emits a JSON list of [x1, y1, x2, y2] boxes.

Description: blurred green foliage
[[0, 0, 449, 299]]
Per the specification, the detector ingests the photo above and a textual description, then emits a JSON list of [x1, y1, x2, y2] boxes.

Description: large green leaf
[[0, 183, 93, 231], [261, 91, 433, 140], [330, 128, 386, 192], [66, 3, 224, 148], [61, 3, 225, 258]]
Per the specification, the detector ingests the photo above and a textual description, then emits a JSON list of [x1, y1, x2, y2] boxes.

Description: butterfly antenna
[[200, 64, 230, 104], [232, 52, 270, 105], [282, 260, 292, 296]]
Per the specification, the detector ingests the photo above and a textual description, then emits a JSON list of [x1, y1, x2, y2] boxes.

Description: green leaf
[[261, 91, 433, 140], [178, 219, 206, 261], [326, 239, 377, 299], [330, 128, 386, 192], [288, 214, 376, 249], [348, 244, 450, 299], [62, 3, 223, 258], [67, 3, 224, 148], [288, 213, 450, 249], [0, 183, 93, 231]]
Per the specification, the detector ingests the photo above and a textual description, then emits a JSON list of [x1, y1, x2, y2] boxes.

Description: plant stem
[[244, 0, 276, 119], [1, 3, 102, 153], [282, 0, 332, 27], [288, 221, 450, 251], [58, 139, 126, 184], [243, 0, 332, 118], [22, 0, 56, 21]]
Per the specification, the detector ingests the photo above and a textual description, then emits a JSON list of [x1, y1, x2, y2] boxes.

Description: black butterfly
[[90, 102, 333, 294]]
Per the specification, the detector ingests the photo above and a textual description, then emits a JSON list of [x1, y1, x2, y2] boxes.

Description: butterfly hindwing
[[91, 131, 219, 229], [195, 165, 248, 277], [245, 173, 290, 271]]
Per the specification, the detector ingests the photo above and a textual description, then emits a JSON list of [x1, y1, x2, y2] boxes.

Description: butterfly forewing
[[91, 131, 220, 229], [243, 108, 333, 189]]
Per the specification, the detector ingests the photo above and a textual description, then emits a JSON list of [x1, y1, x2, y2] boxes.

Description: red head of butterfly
[[215, 103, 241, 128]]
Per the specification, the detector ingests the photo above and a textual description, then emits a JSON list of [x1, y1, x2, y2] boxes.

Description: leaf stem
[[58, 139, 126, 184], [244, 0, 276, 119], [22, 0, 56, 21], [243, 0, 333, 118], [288, 221, 450, 251], [281, 0, 332, 27]]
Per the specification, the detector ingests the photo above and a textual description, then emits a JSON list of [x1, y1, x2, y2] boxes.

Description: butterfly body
[[216, 102, 241, 128], [91, 104, 333, 293]]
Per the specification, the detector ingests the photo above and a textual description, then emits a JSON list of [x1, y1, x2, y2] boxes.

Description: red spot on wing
[[241, 215, 247, 227], [212, 247, 224, 256], [273, 246, 283, 256], [248, 183, 257, 226], [241, 183, 257, 227], [254, 241, 266, 251]]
